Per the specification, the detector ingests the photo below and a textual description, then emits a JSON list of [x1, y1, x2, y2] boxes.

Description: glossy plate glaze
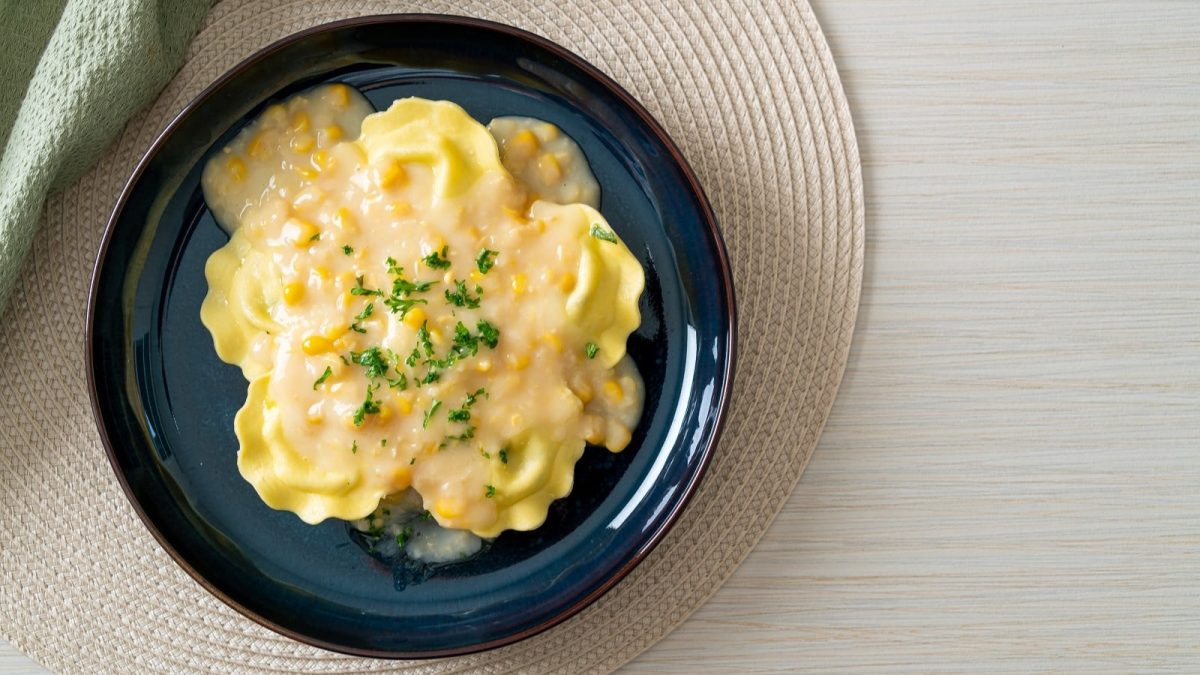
[[87, 15, 735, 657]]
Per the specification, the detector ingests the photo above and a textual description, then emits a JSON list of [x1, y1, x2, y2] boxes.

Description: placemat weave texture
[[0, 0, 863, 672]]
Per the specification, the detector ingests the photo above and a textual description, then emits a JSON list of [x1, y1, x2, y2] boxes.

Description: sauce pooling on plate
[[200, 84, 645, 541]]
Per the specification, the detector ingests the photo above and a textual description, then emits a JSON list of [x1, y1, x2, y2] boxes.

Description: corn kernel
[[536, 153, 562, 183], [323, 324, 348, 341], [263, 104, 286, 126], [307, 413, 324, 425], [574, 382, 594, 404], [302, 335, 334, 355], [469, 270, 482, 282], [290, 133, 315, 153], [332, 207, 354, 232], [313, 266, 329, 279], [541, 122, 559, 139], [378, 404, 393, 423], [435, 499, 464, 519], [247, 133, 268, 159], [385, 201, 412, 216], [559, 272, 576, 294], [311, 149, 330, 169], [391, 466, 411, 488], [475, 359, 492, 373], [467, 226, 481, 240], [510, 413, 524, 429], [512, 273, 527, 295], [378, 161, 407, 189], [534, 219, 546, 233], [294, 166, 319, 180], [603, 380, 624, 403], [508, 128, 539, 160], [542, 332, 563, 353], [502, 206, 527, 223], [395, 395, 413, 415], [442, 270, 455, 285], [403, 307, 426, 329], [330, 84, 350, 108], [508, 352, 530, 370], [282, 282, 305, 305], [284, 218, 320, 247], [226, 156, 246, 181], [322, 124, 343, 143], [290, 111, 310, 132]]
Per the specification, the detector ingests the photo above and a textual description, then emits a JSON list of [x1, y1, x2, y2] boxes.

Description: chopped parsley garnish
[[308, 232, 321, 243], [312, 366, 333, 390], [388, 371, 408, 391], [444, 280, 482, 308], [450, 322, 478, 359], [499, 448, 508, 464], [396, 526, 413, 548], [351, 440, 358, 454], [350, 275, 383, 297], [476, 320, 500, 348], [419, 509, 433, 521], [342, 245, 353, 255], [422, 399, 442, 428], [405, 347, 420, 368], [409, 457, 416, 465], [590, 223, 618, 243], [380, 438, 387, 446], [442, 426, 475, 444], [442, 389, 485, 446], [416, 322, 434, 357], [350, 347, 390, 379], [476, 248, 498, 274], [352, 384, 382, 426], [481, 449, 491, 459], [350, 302, 374, 333], [485, 485, 496, 498], [377, 258, 434, 318], [422, 245, 451, 269], [585, 342, 599, 359]]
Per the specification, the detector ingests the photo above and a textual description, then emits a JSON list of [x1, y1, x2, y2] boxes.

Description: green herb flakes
[[312, 366, 333, 389]]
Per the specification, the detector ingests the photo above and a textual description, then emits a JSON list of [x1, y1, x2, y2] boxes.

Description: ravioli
[[200, 85, 644, 539]]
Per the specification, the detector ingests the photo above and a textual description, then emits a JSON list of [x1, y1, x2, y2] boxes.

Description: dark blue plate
[[87, 15, 735, 658]]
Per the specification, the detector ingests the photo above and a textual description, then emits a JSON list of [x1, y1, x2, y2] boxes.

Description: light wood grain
[[4, 0, 1198, 672]]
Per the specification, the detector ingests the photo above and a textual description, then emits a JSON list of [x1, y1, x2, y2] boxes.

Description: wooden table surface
[[4, 1, 1198, 672]]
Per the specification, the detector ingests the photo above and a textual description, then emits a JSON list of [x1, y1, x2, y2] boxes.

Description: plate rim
[[85, 12, 737, 659]]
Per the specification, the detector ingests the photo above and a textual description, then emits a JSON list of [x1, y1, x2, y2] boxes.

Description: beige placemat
[[0, 0, 863, 672]]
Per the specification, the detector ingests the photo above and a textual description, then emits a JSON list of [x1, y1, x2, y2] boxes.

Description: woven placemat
[[0, 0, 862, 672]]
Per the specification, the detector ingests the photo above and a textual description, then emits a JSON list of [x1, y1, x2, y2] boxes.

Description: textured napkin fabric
[[0, 0, 209, 310]]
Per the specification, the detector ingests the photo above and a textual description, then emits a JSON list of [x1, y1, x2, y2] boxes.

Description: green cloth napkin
[[0, 0, 210, 310]]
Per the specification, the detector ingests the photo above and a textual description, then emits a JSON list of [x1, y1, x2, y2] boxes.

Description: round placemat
[[0, 0, 863, 672]]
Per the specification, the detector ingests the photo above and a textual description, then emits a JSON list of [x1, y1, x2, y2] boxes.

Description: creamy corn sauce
[[488, 116, 600, 209], [200, 84, 644, 540]]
